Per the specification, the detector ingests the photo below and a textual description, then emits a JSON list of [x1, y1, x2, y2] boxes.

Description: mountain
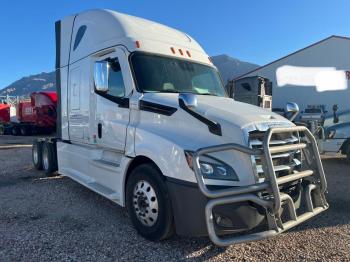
[[0, 72, 56, 97], [211, 54, 259, 84], [0, 55, 259, 97]]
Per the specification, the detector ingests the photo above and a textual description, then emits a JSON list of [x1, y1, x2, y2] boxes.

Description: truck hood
[[141, 93, 292, 130], [136, 93, 294, 186]]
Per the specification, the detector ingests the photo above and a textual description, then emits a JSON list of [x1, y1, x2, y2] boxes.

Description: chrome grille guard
[[192, 126, 328, 246]]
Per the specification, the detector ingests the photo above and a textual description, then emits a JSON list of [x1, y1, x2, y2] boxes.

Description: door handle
[[98, 123, 102, 139]]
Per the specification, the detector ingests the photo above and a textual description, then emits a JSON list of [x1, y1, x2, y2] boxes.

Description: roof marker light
[[170, 47, 176, 54], [178, 49, 184, 56], [135, 41, 141, 48], [186, 50, 191, 57]]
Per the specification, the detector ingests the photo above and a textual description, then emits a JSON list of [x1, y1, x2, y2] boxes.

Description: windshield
[[130, 53, 226, 97]]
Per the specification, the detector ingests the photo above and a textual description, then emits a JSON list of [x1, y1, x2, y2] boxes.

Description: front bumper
[[190, 126, 328, 246], [166, 178, 266, 237]]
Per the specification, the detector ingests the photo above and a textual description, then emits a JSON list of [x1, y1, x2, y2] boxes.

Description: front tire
[[126, 164, 174, 241]]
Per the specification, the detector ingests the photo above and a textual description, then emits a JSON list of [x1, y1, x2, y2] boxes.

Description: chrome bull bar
[[192, 126, 328, 246]]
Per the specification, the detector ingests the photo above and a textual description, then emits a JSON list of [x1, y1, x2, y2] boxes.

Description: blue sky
[[1, 0, 350, 88]]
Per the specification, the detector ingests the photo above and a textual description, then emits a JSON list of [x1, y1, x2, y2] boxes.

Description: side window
[[107, 61, 125, 97], [73, 25, 87, 51]]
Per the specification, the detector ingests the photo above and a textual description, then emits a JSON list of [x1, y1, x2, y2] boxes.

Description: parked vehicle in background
[[227, 76, 273, 110], [0, 91, 57, 136], [300, 105, 327, 126], [318, 109, 350, 160], [32, 9, 328, 246], [299, 104, 350, 160], [0, 103, 11, 135], [0, 103, 10, 123]]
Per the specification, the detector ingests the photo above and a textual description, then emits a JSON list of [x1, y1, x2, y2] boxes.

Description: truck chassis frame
[[193, 126, 328, 246]]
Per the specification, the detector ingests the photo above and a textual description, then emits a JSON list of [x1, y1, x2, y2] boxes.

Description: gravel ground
[[0, 136, 349, 261]]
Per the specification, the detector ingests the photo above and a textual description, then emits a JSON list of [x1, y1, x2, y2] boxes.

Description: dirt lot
[[0, 136, 349, 261]]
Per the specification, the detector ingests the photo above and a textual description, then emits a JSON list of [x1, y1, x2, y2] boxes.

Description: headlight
[[185, 151, 239, 181], [328, 129, 336, 138]]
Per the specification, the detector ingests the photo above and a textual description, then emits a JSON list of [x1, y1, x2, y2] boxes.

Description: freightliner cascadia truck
[[32, 9, 328, 246]]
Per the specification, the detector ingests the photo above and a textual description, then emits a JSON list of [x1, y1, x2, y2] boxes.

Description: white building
[[236, 35, 350, 113]]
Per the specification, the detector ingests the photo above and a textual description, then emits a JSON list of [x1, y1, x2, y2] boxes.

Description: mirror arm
[[290, 111, 298, 122]]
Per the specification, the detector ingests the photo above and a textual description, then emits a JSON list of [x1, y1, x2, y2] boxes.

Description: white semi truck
[[32, 9, 328, 246]]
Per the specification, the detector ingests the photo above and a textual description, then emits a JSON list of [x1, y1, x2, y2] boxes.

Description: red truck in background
[[0, 91, 57, 136], [0, 103, 11, 124]]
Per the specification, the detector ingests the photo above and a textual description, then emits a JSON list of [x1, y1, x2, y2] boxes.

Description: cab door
[[93, 48, 131, 152]]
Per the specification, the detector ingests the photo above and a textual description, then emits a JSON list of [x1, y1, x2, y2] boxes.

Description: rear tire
[[0, 125, 4, 136], [32, 140, 43, 170], [11, 126, 19, 136], [41, 142, 57, 176], [126, 164, 174, 241], [20, 126, 28, 136]]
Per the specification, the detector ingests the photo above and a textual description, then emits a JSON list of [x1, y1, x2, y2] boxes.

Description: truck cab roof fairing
[[59, 9, 212, 67]]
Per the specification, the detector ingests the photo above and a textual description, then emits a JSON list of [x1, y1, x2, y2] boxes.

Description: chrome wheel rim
[[133, 180, 159, 226], [33, 145, 38, 164], [43, 146, 49, 170]]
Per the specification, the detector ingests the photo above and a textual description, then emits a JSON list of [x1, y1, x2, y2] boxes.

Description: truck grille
[[249, 130, 302, 180]]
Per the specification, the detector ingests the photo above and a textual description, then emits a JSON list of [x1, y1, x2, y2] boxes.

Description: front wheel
[[126, 164, 174, 241]]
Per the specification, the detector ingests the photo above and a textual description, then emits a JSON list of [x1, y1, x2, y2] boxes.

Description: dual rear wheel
[[32, 140, 57, 175]]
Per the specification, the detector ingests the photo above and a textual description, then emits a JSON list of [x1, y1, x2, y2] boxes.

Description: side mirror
[[285, 102, 299, 122], [179, 93, 198, 109], [94, 61, 109, 92]]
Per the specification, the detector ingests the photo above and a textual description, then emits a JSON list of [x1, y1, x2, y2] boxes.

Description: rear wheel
[[0, 125, 4, 136], [11, 126, 19, 136], [32, 140, 43, 170], [42, 142, 57, 175], [126, 164, 174, 241], [20, 126, 28, 136]]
